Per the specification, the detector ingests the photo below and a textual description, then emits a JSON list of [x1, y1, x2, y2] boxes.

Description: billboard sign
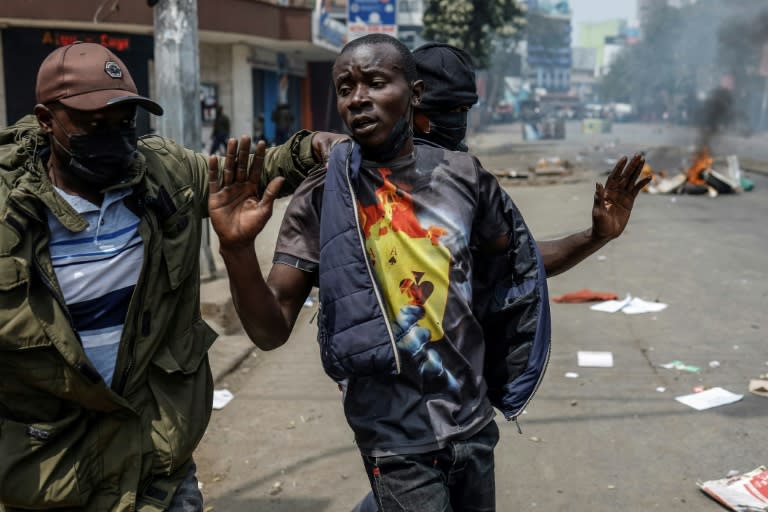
[[347, 0, 398, 41], [314, 0, 348, 52]]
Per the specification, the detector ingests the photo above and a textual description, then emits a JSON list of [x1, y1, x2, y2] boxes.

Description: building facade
[[0, 0, 340, 147], [524, 1, 573, 93]]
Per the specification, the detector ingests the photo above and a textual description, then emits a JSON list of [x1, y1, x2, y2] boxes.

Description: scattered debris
[[531, 157, 572, 177], [698, 466, 768, 511], [564, 372, 579, 379], [577, 351, 614, 368], [270, 481, 283, 496], [675, 387, 743, 411], [749, 379, 768, 398], [590, 295, 668, 315], [493, 168, 529, 180], [644, 152, 756, 197], [658, 360, 701, 373], [656, 387, 666, 393], [212, 389, 234, 410], [552, 288, 618, 303]]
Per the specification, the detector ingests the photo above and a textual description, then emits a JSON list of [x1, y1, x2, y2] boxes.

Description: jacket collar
[[7, 144, 146, 233]]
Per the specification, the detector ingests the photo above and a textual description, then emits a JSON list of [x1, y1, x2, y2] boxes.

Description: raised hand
[[208, 135, 284, 251], [592, 153, 651, 241]]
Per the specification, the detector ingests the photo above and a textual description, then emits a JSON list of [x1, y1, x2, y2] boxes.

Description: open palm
[[208, 136, 284, 250], [592, 153, 651, 240]]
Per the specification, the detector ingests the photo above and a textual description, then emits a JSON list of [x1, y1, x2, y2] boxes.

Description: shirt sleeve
[[273, 166, 326, 285], [471, 157, 522, 253]]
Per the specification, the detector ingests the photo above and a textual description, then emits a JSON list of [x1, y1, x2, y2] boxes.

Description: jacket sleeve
[[261, 129, 320, 197], [184, 129, 320, 219]]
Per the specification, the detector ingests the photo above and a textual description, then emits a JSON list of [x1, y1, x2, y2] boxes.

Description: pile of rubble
[[642, 148, 754, 197]]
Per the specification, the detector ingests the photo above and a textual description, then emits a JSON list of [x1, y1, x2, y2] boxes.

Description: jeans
[[360, 420, 499, 512], [167, 463, 204, 512]]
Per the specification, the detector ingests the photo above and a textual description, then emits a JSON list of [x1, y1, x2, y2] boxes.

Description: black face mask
[[50, 116, 139, 189], [421, 111, 468, 152], [366, 114, 413, 162], [355, 91, 414, 162]]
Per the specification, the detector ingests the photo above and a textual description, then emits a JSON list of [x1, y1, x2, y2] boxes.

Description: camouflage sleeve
[[260, 129, 320, 197]]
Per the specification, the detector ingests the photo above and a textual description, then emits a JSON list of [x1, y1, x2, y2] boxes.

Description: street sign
[[314, 0, 347, 52], [347, 0, 398, 41]]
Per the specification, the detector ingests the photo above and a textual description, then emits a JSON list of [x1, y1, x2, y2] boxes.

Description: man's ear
[[33, 104, 54, 134], [411, 80, 424, 108]]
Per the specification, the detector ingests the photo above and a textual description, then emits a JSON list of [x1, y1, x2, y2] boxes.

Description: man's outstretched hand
[[208, 135, 284, 251], [592, 153, 651, 241], [311, 131, 349, 163]]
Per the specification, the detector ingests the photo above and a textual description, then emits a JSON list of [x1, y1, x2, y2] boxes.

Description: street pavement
[[196, 122, 768, 511]]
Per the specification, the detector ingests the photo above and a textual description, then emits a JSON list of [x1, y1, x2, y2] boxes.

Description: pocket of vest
[[0, 256, 49, 347], [158, 186, 199, 291], [150, 319, 217, 375], [0, 407, 96, 508], [148, 320, 216, 474]]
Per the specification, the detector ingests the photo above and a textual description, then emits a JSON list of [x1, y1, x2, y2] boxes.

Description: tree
[[421, 0, 525, 127], [597, 0, 768, 125], [422, 0, 526, 69], [597, 3, 694, 120]]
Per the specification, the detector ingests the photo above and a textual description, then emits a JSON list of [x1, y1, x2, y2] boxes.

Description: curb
[[210, 335, 257, 385]]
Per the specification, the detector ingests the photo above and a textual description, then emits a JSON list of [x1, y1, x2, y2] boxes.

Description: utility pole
[[152, 0, 217, 277]]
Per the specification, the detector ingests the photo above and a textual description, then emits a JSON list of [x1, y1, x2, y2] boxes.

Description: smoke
[[695, 88, 733, 150], [693, 3, 768, 148]]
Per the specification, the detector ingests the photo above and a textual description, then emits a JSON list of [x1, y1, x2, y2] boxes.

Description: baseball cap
[[413, 43, 478, 111], [36, 42, 163, 115]]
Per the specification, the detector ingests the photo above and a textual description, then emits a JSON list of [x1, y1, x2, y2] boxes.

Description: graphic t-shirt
[[275, 144, 519, 455]]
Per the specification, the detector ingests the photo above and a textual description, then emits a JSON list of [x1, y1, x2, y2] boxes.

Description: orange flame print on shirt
[[358, 167, 451, 342]]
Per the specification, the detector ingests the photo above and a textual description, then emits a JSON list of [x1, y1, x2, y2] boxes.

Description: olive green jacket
[[0, 116, 316, 511]]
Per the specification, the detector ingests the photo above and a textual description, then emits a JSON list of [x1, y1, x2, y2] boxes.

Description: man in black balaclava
[[410, 42, 649, 279], [411, 43, 478, 152]]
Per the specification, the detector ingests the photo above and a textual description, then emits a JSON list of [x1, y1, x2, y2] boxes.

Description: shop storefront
[[2, 27, 154, 134]]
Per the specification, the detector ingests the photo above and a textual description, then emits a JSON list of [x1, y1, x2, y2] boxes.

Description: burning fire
[[686, 147, 713, 186]]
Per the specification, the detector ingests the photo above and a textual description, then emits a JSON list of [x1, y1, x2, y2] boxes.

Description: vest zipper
[[113, 196, 153, 396], [343, 151, 402, 375], [32, 252, 102, 384], [508, 333, 551, 423]]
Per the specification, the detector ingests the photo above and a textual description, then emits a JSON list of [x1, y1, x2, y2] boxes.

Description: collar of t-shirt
[[52, 187, 132, 234], [361, 150, 416, 170]]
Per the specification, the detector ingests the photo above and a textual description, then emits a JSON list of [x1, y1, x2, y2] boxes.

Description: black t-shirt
[[275, 145, 519, 455]]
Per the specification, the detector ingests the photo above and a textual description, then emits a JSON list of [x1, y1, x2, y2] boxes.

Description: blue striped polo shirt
[[46, 187, 144, 386]]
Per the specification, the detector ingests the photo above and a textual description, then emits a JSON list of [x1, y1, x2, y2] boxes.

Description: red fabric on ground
[[552, 288, 618, 303]]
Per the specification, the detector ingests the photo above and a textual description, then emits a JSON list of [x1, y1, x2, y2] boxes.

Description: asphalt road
[[194, 123, 768, 512]]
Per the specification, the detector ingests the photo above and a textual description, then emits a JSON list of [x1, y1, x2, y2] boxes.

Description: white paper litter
[[590, 294, 667, 314], [698, 466, 768, 511], [675, 387, 743, 411], [589, 295, 632, 313], [577, 351, 614, 368], [212, 389, 234, 410]]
